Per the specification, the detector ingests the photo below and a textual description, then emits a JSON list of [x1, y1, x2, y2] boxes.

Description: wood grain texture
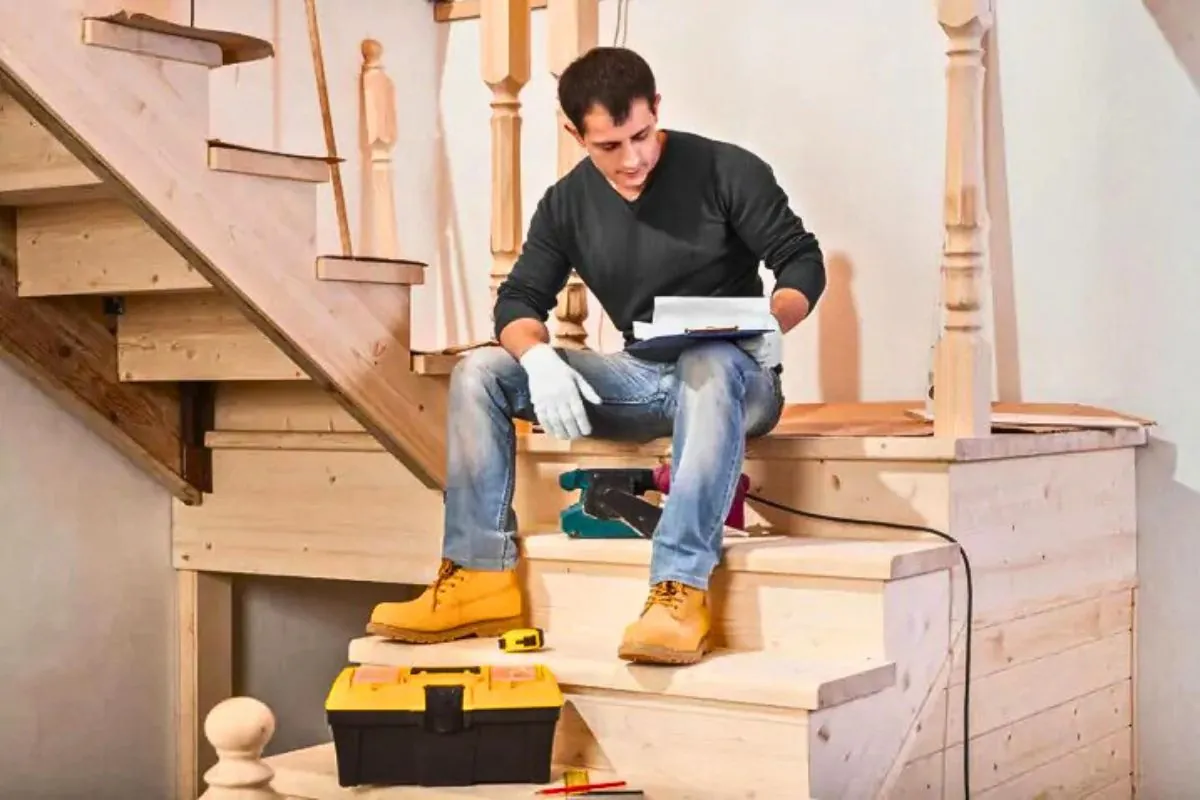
[[0, 1, 449, 488], [0, 207, 201, 503], [433, 0, 547, 22]]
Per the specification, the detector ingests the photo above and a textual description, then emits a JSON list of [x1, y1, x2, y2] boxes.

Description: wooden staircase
[[0, 2, 1146, 799], [0, 4, 450, 492]]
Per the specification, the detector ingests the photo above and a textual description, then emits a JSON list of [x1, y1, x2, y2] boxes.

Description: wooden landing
[[522, 400, 1152, 462]]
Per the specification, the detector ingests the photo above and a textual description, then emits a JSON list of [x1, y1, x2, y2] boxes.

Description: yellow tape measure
[[498, 627, 545, 653], [563, 767, 590, 788]]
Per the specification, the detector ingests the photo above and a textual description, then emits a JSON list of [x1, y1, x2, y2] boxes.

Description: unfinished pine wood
[[548, 0, 596, 349], [0, 207, 202, 503], [411, 351, 459, 375], [350, 636, 892, 711], [175, 570, 233, 800], [481, 0, 530, 298], [16, 199, 210, 296], [434, 0, 548, 22], [0, 0, 451, 487], [118, 292, 306, 381], [196, 697, 283, 800], [82, 16, 224, 67], [207, 141, 331, 183], [932, 0, 993, 438], [172, 447, 444, 583], [269, 742, 612, 799], [214, 382, 365, 431], [0, 91, 105, 205], [523, 549, 949, 661], [315, 255, 425, 285], [358, 39, 401, 260], [522, 532, 960, 581]]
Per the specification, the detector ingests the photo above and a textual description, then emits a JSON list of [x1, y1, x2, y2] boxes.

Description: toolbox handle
[[411, 666, 482, 675]]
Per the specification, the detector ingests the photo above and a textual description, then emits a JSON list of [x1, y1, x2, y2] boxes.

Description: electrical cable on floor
[[745, 491, 973, 797]]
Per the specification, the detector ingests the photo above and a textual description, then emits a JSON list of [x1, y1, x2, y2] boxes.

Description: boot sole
[[365, 615, 524, 644], [617, 637, 710, 666]]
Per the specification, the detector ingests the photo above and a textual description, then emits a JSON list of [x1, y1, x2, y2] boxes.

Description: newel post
[[933, 0, 993, 438]]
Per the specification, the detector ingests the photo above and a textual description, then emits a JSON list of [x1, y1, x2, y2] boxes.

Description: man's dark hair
[[557, 47, 657, 136]]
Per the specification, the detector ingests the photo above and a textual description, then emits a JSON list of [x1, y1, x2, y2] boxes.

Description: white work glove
[[518, 343, 601, 440], [737, 315, 783, 370]]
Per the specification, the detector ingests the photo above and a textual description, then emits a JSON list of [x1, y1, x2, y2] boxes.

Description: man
[[367, 47, 824, 665]]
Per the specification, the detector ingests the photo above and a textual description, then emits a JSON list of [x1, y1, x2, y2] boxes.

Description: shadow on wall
[[1133, 436, 1200, 795], [817, 252, 861, 402], [433, 22, 475, 349], [233, 574, 422, 757], [984, 6, 1021, 403], [1143, 0, 1200, 94]]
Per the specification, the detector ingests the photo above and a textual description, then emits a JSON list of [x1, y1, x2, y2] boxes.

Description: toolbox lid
[[324, 664, 564, 714]]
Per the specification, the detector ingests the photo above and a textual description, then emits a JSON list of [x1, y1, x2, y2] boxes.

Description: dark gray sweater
[[492, 129, 826, 346]]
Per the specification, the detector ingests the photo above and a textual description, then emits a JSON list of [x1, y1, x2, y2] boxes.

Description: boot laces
[[431, 558, 464, 608], [646, 580, 687, 612]]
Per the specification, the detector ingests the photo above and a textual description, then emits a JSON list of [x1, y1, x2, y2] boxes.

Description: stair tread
[[520, 532, 959, 580], [207, 140, 336, 184], [348, 636, 895, 711], [266, 743, 620, 799], [84, 12, 274, 67], [316, 254, 427, 285]]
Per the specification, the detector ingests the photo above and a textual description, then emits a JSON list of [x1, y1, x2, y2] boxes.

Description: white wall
[[197, 0, 1200, 790], [0, 359, 176, 798]]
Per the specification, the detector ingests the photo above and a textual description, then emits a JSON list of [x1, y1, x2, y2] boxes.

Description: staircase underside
[[0, 2, 449, 489]]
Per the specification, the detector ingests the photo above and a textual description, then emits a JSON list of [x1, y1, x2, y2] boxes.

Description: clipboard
[[625, 325, 769, 362]]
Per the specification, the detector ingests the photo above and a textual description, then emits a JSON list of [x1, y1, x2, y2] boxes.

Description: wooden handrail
[[932, 0, 994, 438]]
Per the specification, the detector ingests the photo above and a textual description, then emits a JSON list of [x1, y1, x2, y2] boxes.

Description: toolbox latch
[[424, 685, 466, 734]]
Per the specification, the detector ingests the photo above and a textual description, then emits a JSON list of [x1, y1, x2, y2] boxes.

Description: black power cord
[[745, 491, 973, 797]]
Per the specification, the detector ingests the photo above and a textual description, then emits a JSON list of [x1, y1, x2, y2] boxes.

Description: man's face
[[571, 96, 663, 195]]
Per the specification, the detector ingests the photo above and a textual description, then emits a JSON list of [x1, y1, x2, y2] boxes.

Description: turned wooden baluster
[[481, 0, 531, 300], [548, 0, 597, 350], [932, 0, 993, 438], [359, 38, 400, 260], [199, 697, 288, 800]]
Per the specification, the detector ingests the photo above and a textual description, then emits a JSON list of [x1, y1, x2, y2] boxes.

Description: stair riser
[[524, 560, 892, 660], [556, 690, 812, 799], [17, 200, 210, 296], [0, 92, 103, 206]]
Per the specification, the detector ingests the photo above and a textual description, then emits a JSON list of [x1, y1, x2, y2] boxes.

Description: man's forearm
[[771, 288, 811, 333], [499, 318, 551, 360]]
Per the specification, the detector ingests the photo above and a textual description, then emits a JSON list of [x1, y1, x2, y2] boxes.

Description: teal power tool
[[558, 468, 662, 539]]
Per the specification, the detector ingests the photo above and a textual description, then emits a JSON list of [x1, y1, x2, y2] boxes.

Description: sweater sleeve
[[492, 189, 573, 339], [714, 144, 826, 310]]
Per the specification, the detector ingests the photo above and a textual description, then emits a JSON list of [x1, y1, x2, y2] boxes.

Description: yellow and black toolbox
[[325, 663, 565, 787]]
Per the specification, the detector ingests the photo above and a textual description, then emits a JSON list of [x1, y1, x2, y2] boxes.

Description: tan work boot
[[617, 580, 712, 665], [366, 558, 524, 644]]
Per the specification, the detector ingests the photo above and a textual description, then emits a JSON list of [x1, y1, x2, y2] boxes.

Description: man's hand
[[737, 314, 783, 370], [737, 288, 811, 371], [518, 343, 602, 440]]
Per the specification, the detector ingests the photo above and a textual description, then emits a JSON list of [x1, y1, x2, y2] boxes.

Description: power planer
[[558, 464, 749, 539]]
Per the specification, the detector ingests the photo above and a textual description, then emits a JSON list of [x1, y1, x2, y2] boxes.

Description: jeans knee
[[450, 347, 517, 403], [676, 341, 751, 390]]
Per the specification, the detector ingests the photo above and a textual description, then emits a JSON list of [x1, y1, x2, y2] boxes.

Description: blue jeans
[[441, 341, 785, 590]]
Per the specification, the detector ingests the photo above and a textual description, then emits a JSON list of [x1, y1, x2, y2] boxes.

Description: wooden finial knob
[[361, 38, 383, 65], [199, 697, 282, 799]]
